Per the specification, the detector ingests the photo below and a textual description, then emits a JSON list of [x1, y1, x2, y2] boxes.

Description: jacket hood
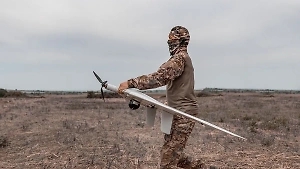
[[167, 26, 190, 55]]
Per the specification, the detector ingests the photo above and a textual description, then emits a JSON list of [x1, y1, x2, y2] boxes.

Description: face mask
[[167, 26, 190, 55], [167, 39, 180, 55]]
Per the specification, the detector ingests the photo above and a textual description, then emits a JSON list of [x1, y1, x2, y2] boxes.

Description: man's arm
[[127, 55, 185, 90]]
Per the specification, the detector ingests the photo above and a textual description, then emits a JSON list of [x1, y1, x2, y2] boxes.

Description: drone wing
[[124, 88, 246, 140], [92, 71, 246, 140]]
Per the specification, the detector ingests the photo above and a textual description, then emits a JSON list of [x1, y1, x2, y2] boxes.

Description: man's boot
[[177, 155, 218, 169]]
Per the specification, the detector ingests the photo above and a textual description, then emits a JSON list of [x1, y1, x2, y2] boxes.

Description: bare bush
[[261, 117, 289, 130], [87, 91, 102, 98], [261, 135, 275, 147], [0, 135, 9, 148], [196, 91, 212, 97], [0, 88, 7, 97], [87, 91, 122, 99], [4, 90, 27, 98]]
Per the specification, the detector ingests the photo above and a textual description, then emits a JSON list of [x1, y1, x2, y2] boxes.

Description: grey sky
[[1, 0, 300, 91]]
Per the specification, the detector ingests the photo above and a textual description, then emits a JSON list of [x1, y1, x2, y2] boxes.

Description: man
[[118, 26, 208, 169]]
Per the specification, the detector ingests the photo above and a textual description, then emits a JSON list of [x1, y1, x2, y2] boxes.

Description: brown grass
[[0, 93, 299, 168]]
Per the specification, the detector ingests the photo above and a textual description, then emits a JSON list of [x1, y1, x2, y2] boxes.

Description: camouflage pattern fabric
[[168, 26, 190, 55], [177, 154, 207, 169], [127, 52, 185, 90], [160, 111, 206, 169]]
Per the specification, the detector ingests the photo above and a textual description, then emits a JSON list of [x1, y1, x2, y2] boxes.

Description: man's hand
[[118, 81, 129, 94]]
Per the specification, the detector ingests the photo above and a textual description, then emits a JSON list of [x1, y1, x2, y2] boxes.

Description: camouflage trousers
[[160, 111, 204, 169]]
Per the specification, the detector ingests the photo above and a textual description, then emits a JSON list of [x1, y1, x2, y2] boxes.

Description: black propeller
[[93, 71, 107, 102]]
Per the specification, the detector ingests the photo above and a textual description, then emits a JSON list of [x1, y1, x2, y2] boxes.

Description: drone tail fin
[[146, 107, 173, 134], [161, 111, 173, 134], [146, 107, 156, 126]]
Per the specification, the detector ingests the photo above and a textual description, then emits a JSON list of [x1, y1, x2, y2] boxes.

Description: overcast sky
[[1, 0, 300, 91]]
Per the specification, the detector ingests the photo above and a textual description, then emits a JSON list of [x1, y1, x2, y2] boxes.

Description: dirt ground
[[0, 92, 299, 168]]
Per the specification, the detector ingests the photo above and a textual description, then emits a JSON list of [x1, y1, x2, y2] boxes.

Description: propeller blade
[[93, 71, 103, 84]]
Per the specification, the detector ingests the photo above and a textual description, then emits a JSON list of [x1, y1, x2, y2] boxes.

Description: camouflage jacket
[[127, 52, 185, 90]]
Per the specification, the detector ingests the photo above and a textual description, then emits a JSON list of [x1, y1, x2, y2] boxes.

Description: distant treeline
[[0, 88, 27, 98], [202, 88, 300, 94], [2, 88, 300, 97]]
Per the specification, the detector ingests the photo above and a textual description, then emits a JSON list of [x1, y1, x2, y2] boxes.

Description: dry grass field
[[0, 92, 300, 168]]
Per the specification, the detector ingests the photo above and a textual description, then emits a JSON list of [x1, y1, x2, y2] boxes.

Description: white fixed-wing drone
[[93, 71, 246, 140]]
